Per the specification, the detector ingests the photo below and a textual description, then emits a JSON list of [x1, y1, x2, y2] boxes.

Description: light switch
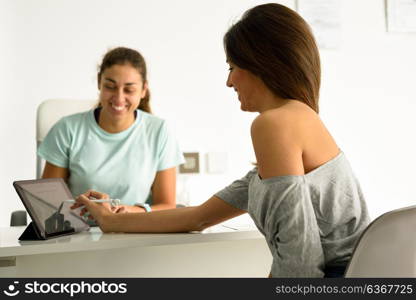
[[206, 152, 227, 174]]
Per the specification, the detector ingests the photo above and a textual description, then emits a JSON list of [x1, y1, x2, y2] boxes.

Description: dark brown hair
[[224, 3, 320, 113], [97, 47, 151, 113]]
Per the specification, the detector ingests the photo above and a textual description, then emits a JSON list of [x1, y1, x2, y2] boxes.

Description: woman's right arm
[[74, 191, 246, 233], [42, 161, 69, 179]]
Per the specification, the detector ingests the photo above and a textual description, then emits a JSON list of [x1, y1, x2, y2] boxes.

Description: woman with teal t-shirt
[[38, 47, 184, 213]]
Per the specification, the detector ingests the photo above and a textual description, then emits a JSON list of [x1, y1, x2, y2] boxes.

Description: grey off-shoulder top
[[215, 152, 370, 277]]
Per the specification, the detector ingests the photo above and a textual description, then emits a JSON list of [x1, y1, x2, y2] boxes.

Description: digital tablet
[[13, 178, 89, 240]]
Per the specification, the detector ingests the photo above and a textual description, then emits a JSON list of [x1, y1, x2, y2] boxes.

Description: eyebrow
[[104, 78, 138, 86]]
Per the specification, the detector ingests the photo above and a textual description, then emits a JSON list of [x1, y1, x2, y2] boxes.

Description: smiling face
[[98, 64, 147, 127], [226, 63, 268, 112]]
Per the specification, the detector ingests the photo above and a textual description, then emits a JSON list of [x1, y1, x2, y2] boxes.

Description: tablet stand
[[19, 222, 45, 241]]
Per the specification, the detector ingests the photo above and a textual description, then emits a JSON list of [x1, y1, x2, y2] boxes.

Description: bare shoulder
[[250, 102, 315, 178], [251, 101, 317, 145], [251, 101, 339, 177]]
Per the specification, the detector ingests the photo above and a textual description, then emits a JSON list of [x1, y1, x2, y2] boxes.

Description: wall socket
[[179, 152, 200, 174]]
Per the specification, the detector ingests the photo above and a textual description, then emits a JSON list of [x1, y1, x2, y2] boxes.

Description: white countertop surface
[[0, 224, 263, 258]]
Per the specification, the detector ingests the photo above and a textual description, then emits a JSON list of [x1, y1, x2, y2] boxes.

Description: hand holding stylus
[[70, 190, 117, 221]]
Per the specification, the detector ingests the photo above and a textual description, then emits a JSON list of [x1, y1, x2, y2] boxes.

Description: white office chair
[[345, 205, 416, 277], [36, 99, 96, 178]]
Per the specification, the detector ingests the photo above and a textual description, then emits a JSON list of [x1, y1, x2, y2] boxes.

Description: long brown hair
[[97, 47, 151, 113], [224, 3, 321, 113]]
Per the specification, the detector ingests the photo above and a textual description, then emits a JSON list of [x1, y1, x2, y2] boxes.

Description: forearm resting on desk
[[97, 196, 246, 233], [117, 203, 176, 213]]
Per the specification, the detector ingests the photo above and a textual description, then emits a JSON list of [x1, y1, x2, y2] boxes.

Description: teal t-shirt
[[37, 109, 184, 205]]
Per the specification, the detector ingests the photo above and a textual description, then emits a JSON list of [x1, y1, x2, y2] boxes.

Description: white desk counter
[[0, 225, 272, 277]]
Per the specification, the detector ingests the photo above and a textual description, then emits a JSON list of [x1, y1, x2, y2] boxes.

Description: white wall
[[1, 0, 416, 226]]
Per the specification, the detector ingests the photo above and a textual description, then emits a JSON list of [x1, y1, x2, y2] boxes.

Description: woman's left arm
[[149, 167, 177, 210], [116, 167, 177, 213]]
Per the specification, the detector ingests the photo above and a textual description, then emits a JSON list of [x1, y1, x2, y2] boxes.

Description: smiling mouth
[[111, 103, 127, 111]]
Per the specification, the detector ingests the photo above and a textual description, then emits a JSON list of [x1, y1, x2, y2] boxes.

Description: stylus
[[65, 198, 121, 206]]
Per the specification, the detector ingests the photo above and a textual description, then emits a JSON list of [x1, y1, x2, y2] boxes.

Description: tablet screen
[[14, 179, 89, 238]]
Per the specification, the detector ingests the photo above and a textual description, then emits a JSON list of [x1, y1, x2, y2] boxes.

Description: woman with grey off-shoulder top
[[215, 152, 369, 277], [72, 3, 370, 277]]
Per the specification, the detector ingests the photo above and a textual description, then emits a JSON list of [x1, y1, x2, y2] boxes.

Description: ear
[[141, 81, 148, 99]]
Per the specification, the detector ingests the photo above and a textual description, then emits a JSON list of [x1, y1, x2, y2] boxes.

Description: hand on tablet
[[71, 190, 113, 223]]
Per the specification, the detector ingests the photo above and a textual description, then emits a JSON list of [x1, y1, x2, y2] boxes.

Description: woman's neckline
[[94, 107, 137, 133]]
